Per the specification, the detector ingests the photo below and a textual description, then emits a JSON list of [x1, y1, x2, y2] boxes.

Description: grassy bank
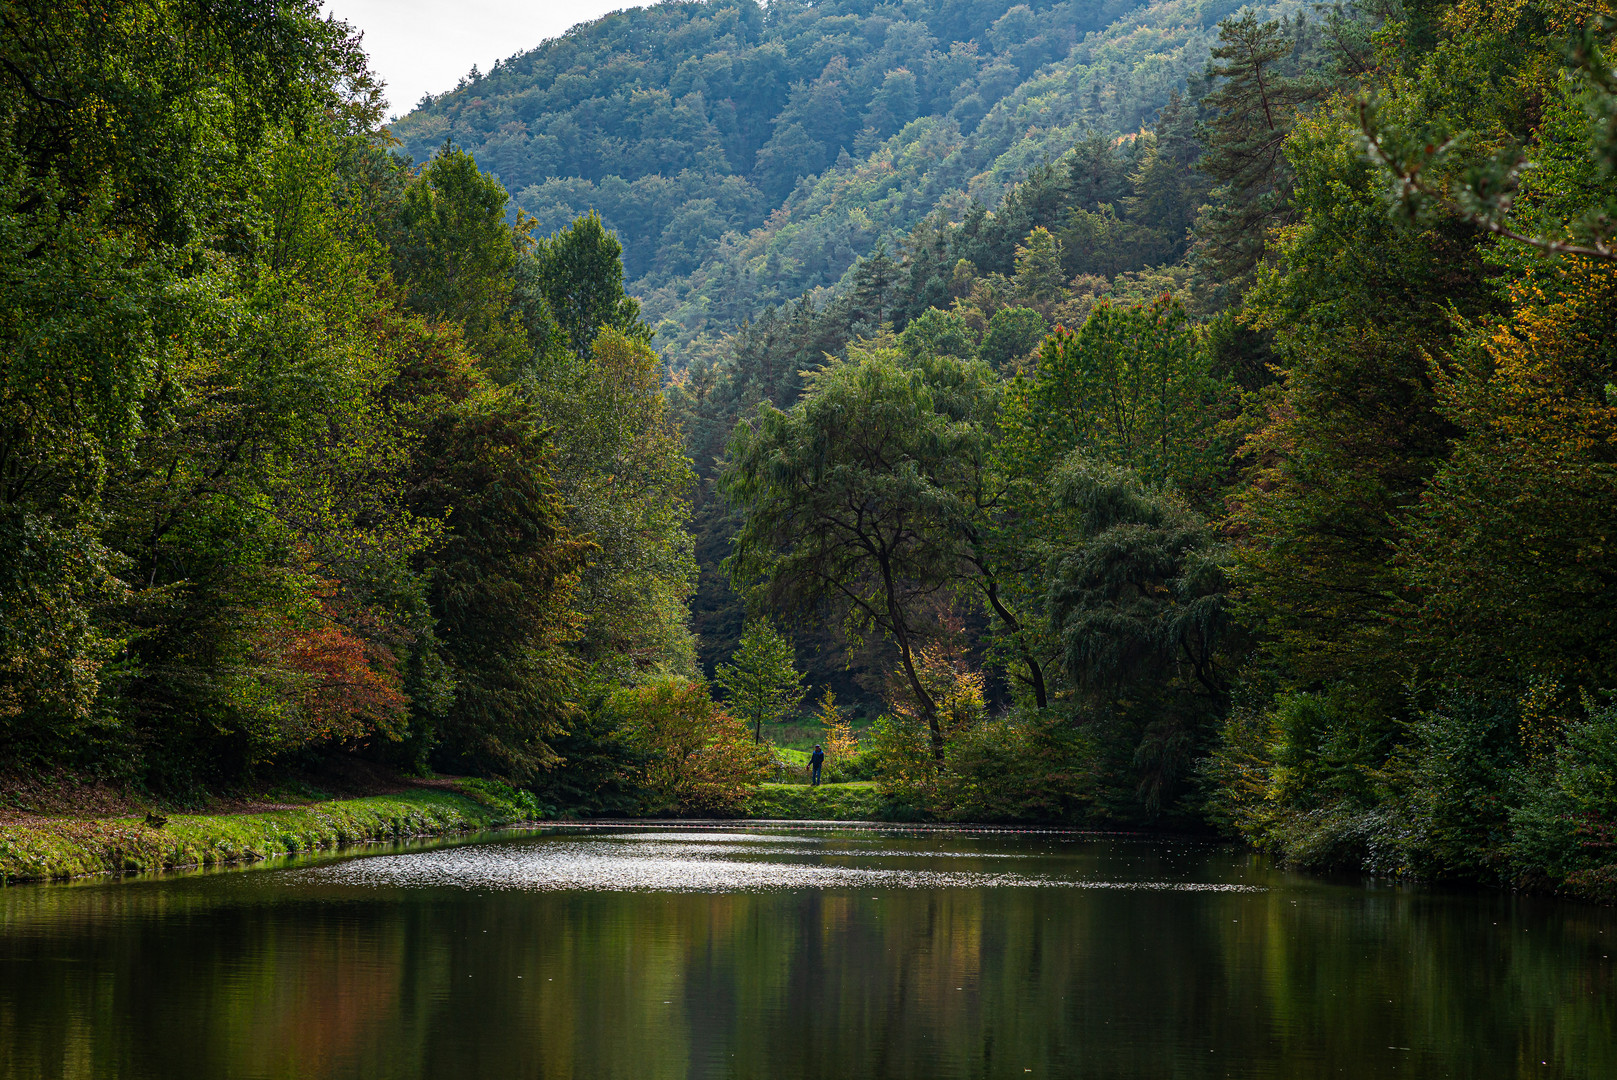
[[749, 782, 896, 821], [0, 784, 541, 884]]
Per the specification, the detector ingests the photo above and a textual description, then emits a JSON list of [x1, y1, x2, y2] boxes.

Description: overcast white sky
[[322, 1, 643, 120]]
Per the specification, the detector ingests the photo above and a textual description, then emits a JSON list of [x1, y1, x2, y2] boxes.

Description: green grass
[[760, 718, 877, 753], [0, 786, 541, 884], [749, 781, 893, 821]]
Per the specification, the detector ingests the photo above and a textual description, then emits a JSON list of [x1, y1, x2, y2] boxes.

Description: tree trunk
[[881, 554, 944, 764], [983, 576, 1047, 709]]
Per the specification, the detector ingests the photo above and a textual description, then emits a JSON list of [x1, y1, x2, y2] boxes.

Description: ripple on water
[[287, 838, 1264, 894]]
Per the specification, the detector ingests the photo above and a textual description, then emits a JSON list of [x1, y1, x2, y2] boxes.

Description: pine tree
[[1194, 13, 1324, 291], [1013, 227, 1066, 309]]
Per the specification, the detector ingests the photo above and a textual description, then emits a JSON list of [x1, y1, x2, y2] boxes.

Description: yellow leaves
[[1442, 0, 1532, 36], [1444, 256, 1617, 451]]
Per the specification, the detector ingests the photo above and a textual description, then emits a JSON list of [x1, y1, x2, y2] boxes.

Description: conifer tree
[[1013, 227, 1066, 309], [1194, 13, 1323, 290], [715, 620, 806, 743]]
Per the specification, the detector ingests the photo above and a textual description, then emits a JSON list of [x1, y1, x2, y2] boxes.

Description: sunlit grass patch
[[749, 781, 892, 821], [0, 787, 541, 884]]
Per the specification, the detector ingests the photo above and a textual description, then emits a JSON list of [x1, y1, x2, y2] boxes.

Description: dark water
[[1, 826, 1613, 1079]]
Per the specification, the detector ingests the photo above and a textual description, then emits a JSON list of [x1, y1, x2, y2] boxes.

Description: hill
[[392, 0, 1299, 361]]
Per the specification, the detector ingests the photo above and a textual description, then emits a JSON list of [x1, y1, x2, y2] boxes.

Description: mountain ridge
[[392, 0, 1300, 362]]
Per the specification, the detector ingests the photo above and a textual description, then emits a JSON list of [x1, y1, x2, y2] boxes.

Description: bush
[[530, 687, 649, 816], [815, 689, 867, 783], [458, 777, 546, 819], [607, 678, 773, 816], [866, 707, 1097, 823], [1395, 694, 1523, 880], [867, 712, 938, 813], [936, 710, 1096, 822], [1509, 700, 1617, 900], [1202, 687, 1405, 871]]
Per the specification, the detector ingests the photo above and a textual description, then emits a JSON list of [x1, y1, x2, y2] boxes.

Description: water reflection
[[288, 833, 1260, 892], [0, 827, 1612, 1079]]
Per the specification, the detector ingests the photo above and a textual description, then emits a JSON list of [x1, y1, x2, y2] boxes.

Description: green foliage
[[1195, 12, 1325, 291], [1231, 96, 1489, 698], [528, 212, 650, 357], [999, 297, 1228, 499], [457, 777, 546, 819], [1511, 700, 1617, 900], [714, 620, 807, 742], [977, 306, 1046, 369], [392, 144, 533, 377], [1397, 258, 1617, 693], [1396, 696, 1524, 881], [606, 678, 774, 816], [1048, 461, 1232, 701], [899, 307, 978, 361], [0, 4, 699, 806], [16, 0, 1617, 886], [1360, 15, 1617, 262], [523, 327, 698, 679], [529, 684, 649, 817], [933, 710, 1096, 823], [722, 343, 1014, 756], [1012, 226, 1066, 307], [867, 711, 940, 814], [815, 690, 865, 783], [1043, 461, 1234, 817], [392, 0, 1291, 360], [403, 371, 588, 784]]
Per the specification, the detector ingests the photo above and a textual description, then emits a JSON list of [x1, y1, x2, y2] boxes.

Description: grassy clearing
[[0, 785, 540, 884], [760, 717, 877, 752], [749, 781, 893, 821]]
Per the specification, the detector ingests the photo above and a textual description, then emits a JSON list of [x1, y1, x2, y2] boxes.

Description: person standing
[[809, 744, 825, 786]]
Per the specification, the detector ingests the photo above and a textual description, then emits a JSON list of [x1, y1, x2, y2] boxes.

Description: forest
[[3, 0, 1616, 903]]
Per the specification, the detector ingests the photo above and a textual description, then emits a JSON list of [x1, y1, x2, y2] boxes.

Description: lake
[[0, 825, 1612, 1078]]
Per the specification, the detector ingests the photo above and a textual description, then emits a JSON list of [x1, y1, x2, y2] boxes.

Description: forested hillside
[[5, 0, 1617, 905], [394, 0, 1299, 358], [667, 0, 1616, 900]]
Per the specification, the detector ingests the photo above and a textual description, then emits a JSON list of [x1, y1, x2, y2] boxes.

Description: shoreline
[[0, 781, 900, 886], [0, 779, 1222, 886], [0, 786, 543, 886]]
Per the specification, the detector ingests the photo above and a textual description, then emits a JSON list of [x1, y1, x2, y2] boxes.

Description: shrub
[[1202, 686, 1404, 871], [458, 778, 545, 819], [608, 678, 773, 816], [1394, 694, 1523, 880], [1510, 700, 1617, 900], [816, 689, 863, 783], [936, 710, 1095, 822]]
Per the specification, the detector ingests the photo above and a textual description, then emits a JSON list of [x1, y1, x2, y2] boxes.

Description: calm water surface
[[1, 825, 1613, 1079]]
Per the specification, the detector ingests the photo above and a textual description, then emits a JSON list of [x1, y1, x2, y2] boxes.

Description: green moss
[[748, 781, 895, 821], [0, 788, 540, 884]]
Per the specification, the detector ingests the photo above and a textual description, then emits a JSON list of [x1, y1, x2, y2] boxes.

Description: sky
[[322, 1, 642, 120]]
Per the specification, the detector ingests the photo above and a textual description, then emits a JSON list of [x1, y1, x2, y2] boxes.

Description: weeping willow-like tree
[[1046, 458, 1236, 815]]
